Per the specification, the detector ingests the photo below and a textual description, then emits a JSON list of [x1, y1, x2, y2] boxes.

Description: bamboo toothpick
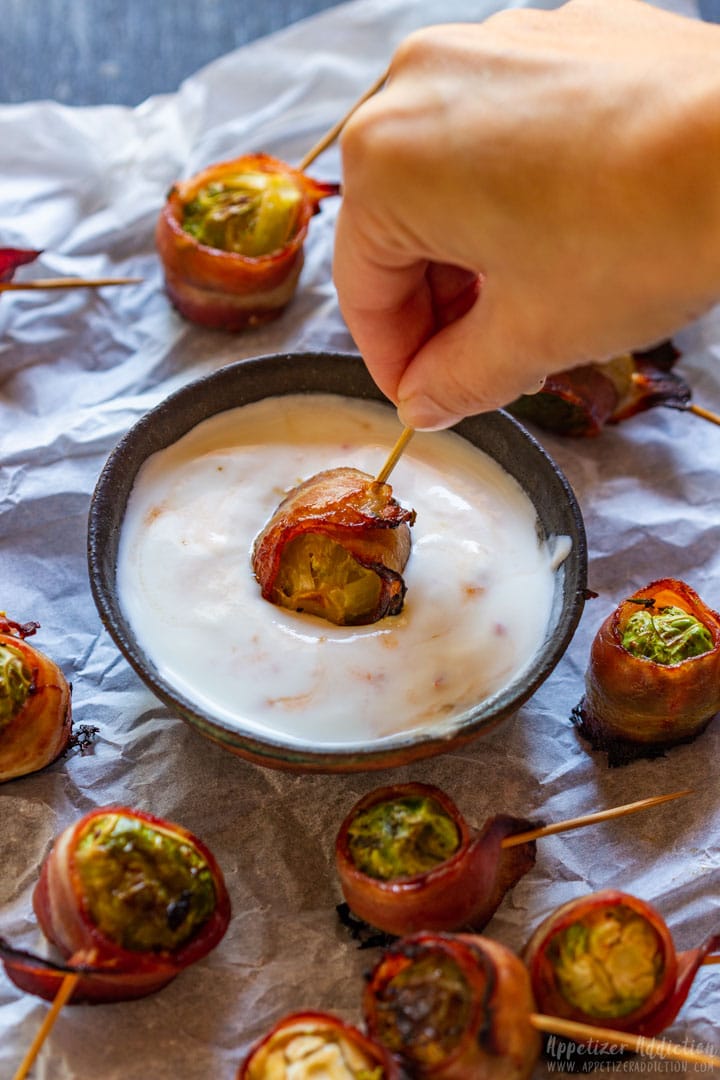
[[501, 789, 693, 849], [12, 972, 80, 1080], [0, 276, 142, 293], [299, 66, 390, 171], [689, 402, 720, 428], [375, 426, 415, 484], [531, 1013, 720, 1068]]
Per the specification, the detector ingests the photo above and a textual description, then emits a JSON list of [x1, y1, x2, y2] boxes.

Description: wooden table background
[[0, 0, 347, 106], [2, 0, 719, 106]]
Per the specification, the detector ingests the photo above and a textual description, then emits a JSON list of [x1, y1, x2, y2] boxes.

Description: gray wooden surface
[[3, 0, 718, 106], [0, 0, 347, 106]]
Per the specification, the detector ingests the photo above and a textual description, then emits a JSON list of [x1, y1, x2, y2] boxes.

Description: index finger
[[333, 202, 435, 403]]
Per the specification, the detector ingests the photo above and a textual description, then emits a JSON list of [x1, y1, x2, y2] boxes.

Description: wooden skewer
[[688, 402, 720, 428], [501, 789, 693, 849], [703, 954, 720, 965], [531, 1013, 720, 1068], [375, 426, 415, 484], [12, 972, 80, 1080], [299, 66, 390, 171], [0, 276, 142, 293]]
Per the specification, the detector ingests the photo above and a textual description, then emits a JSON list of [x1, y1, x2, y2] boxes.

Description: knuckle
[[390, 26, 437, 70], [340, 96, 402, 178], [391, 24, 473, 72], [485, 6, 547, 30]]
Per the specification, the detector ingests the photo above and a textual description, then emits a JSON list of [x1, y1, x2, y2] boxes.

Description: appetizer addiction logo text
[[545, 1034, 717, 1073]]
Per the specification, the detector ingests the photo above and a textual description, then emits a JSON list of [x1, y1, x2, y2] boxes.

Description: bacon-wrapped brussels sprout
[[523, 889, 719, 1037], [238, 1011, 400, 1080], [0, 806, 230, 1003], [156, 152, 338, 330], [0, 614, 71, 783], [573, 578, 720, 763], [252, 467, 415, 626], [509, 343, 688, 437], [363, 931, 540, 1079], [335, 782, 540, 936]]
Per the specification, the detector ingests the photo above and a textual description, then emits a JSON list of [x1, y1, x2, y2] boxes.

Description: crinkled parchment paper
[[0, 0, 718, 1076]]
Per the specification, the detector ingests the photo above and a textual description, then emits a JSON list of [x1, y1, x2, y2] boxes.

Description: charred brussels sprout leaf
[[551, 905, 664, 1019], [182, 172, 302, 256], [275, 532, 383, 626], [347, 796, 460, 880], [622, 605, 713, 665], [0, 643, 32, 729], [372, 953, 472, 1068], [75, 814, 216, 952]]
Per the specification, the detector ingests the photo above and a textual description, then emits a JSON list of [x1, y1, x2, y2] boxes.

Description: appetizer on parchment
[[252, 467, 415, 626], [509, 343, 689, 437], [0, 614, 71, 783], [156, 152, 338, 330], [238, 1011, 400, 1080], [363, 931, 540, 1079], [335, 782, 540, 936], [523, 889, 719, 1037], [573, 578, 720, 763], [0, 806, 230, 1003]]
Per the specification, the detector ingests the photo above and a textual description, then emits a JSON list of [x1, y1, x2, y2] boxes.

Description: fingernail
[[523, 375, 547, 396], [397, 395, 465, 431]]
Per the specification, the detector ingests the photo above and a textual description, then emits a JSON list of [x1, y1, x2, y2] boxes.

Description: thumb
[[396, 286, 547, 430]]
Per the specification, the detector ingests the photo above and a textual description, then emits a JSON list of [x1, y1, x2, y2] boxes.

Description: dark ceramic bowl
[[88, 351, 587, 772]]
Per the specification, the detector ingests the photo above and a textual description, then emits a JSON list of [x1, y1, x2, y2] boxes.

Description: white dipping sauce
[[117, 395, 567, 748]]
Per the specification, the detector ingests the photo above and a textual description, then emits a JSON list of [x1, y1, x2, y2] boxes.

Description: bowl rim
[[87, 350, 587, 773]]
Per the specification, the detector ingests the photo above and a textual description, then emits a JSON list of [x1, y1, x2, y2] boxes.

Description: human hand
[[333, 0, 720, 429]]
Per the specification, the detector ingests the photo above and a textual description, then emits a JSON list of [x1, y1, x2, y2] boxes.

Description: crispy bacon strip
[[511, 364, 620, 437], [335, 783, 541, 936], [0, 247, 41, 283], [238, 1010, 401, 1080], [0, 937, 171, 1005], [155, 152, 338, 330], [509, 343, 689, 437], [0, 807, 230, 1004], [523, 889, 719, 1038], [252, 467, 415, 626], [363, 932, 540, 1079], [0, 616, 71, 783], [573, 578, 720, 764], [614, 343, 690, 420]]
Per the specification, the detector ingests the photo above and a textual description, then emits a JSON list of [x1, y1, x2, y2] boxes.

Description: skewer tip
[[375, 426, 415, 485], [502, 789, 694, 849], [530, 1013, 720, 1068], [12, 972, 80, 1080]]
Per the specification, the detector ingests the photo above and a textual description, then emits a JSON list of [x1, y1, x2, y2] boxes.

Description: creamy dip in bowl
[[88, 352, 587, 772]]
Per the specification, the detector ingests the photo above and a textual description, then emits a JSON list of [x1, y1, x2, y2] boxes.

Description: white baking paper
[[0, 0, 718, 1077]]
